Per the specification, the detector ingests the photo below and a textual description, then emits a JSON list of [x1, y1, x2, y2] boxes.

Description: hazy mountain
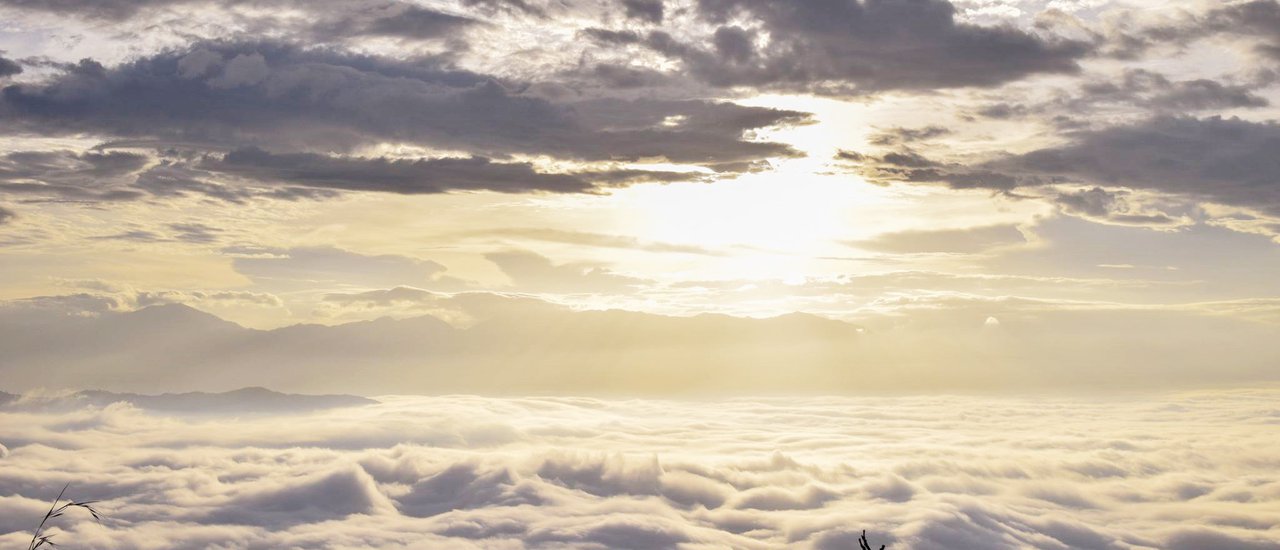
[[3, 300, 1276, 395], [0, 303, 867, 394], [0, 387, 376, 414]]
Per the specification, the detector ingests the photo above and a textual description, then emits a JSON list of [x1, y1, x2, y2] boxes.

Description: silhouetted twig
[[859, 529, 886, 550], [28, 483, 102, 550]]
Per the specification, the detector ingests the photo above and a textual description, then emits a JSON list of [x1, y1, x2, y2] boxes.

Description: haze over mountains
[[0, 387, 375, 414], [4, 296, 1278, 395]]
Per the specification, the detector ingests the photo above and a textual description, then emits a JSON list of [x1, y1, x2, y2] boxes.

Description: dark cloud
[[834, 149, 866, 162], [1066, 69, 1268, 113], [320, 5, 482, 41], [167, 222, 222, 244], [132, 158, 339, 204], [461, 0, 547, 18], [0, 146, 697, 205], [91, 229, 167, 242], [0, 42, 803, 171], [0, 55, 21, 78], [585, 63, 675, 89], [868, 126, 952, 146], [585, 0, 1091, 93], [0, 0, 186, 20], [850, 117, 1280, 218], [1053, 187, 1181, 227], [1130, 0, 1280, 61], [0, 148, 348, 204], [204, 148, 593, 194], [837, 148, 1019, 191], [0, 204, 14, 224], [0, 150, 149, 202], [974, 69, 1269, 122], [999, 116, 1280, 215], [201, 148, 707, 195], [620, 0, 663, 23]]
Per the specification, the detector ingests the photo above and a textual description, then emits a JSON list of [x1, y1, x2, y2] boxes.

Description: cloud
[[999, 117, 1280, 216], [583, 0, 1091, 93], [484, 250, 644, 293], [850, 224, 1026, 254], [0, 42, 805, 171], [447, 227, 721, 255], [1125, 0, 1280, 62], [836, 147, 1019, 191], [848, 116, 1280, 225], [868, 125, 953, 146], [0, 205, 14, 225], [203, 465, 397, 526], [620, 0, 663, 23], [975, 69, 1270, 122], [228, 245, 453, 289], [1052, 187, 1186, 227], [0, 55, 21, 78], [2, 390, 1279, 548], [341, 5, 482, 40], [0, 0, 186, 20], [0, 150, 149, 202], [204, 148, 595, 194]]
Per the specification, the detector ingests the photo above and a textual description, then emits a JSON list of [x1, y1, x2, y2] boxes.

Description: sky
[[2, 0, 1280, 393], [3, 3, 1280, 547]]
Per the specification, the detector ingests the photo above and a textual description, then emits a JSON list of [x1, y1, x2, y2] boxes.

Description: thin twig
[[28, 483, 102, 550], [859, 529, 886, 550]]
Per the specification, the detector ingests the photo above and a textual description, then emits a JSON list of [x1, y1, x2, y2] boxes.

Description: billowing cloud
[[1, 390, 1278, 549]]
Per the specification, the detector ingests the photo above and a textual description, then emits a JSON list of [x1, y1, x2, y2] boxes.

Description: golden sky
[[1, 0, 1279, 392]]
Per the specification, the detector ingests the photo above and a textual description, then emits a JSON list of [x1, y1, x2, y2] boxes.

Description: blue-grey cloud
[[0, 42, 805, 169], [583, 0, 1091, 93]]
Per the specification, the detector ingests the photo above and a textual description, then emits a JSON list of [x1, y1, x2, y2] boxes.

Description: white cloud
[[2, 390, 1278, 548]]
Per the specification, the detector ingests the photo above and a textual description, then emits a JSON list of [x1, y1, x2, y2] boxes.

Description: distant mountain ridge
[[0, 302, 868, 394], [0, 387, 377, 414]]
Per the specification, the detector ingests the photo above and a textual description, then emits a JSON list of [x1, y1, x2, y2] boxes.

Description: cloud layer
[[2, 390, 1279, 549]]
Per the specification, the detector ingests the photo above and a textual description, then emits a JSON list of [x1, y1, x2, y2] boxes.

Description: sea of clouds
[[1, 390, 1279, 549]]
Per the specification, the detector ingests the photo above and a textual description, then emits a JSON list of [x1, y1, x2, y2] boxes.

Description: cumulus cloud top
[[1, 391, 1279, 548]]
